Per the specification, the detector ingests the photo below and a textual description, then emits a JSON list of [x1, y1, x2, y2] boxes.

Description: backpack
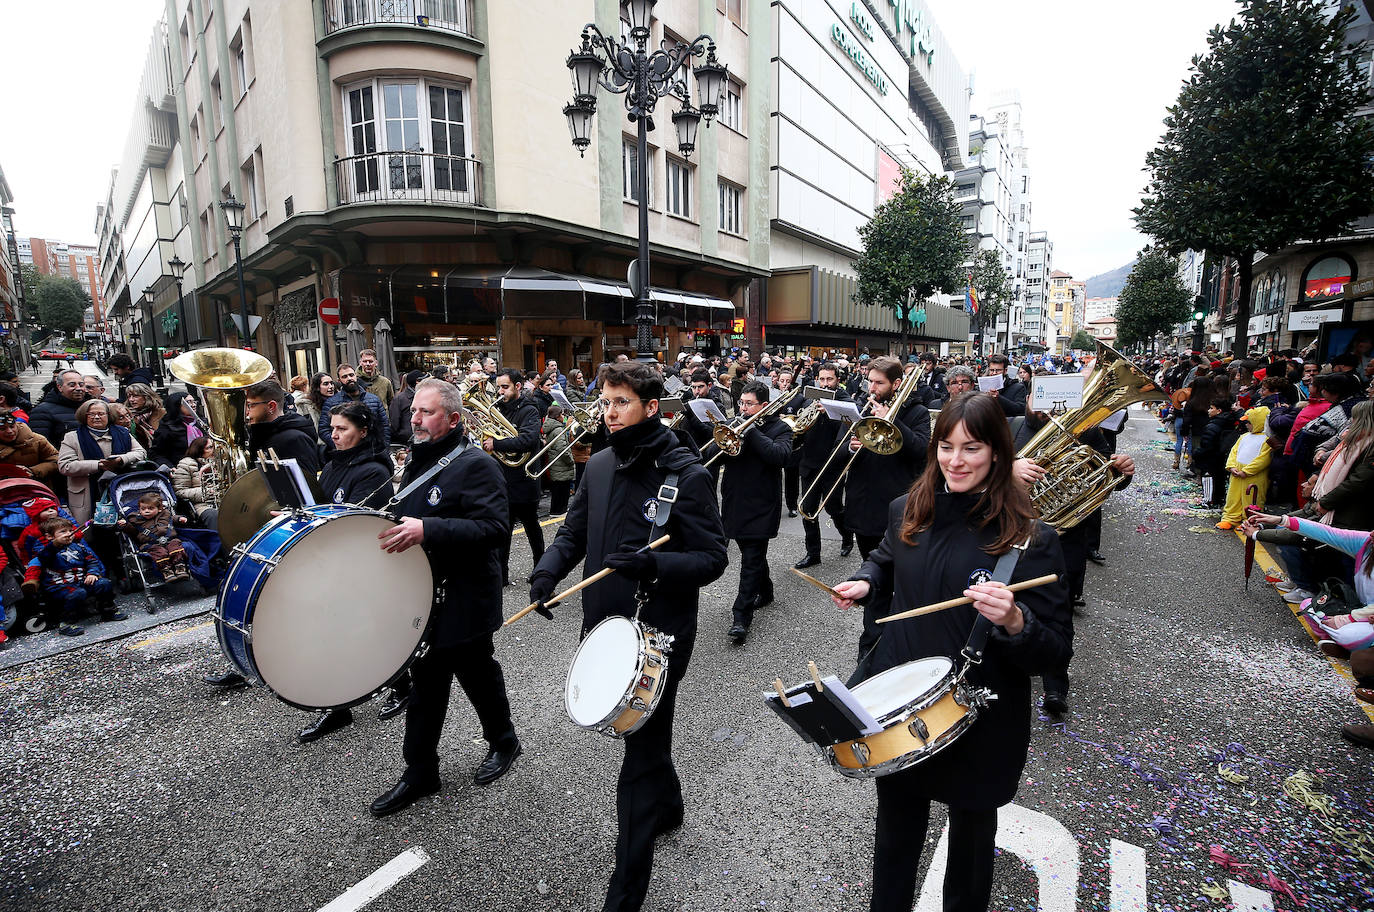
[[1311, 577, 1361, 618]]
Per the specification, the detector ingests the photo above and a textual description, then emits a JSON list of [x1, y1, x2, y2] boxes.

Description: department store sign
[[831, 22, 888, 95], [878, 0, 935, 65]]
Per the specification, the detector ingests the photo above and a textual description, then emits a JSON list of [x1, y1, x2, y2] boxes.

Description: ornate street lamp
[[167, 254, 191, 352], [219, 195, 252, 350], [562, 0, 728, 363], [142, 287, 164, 387]]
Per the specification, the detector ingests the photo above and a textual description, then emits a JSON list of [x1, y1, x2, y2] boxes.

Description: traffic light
[[1193, 309, 1205, 322]]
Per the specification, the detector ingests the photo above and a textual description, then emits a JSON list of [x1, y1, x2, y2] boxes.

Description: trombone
[[798, 364, 925, 520], [523, 396, 606, 478], [702, 389, 794, 468]]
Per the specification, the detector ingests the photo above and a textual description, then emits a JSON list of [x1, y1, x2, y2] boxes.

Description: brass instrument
[[168, 347, 275, 548], [1017, 340, 1164, 529], [798, 365, 925, 521], [524, 396, 606, 478], [781, 396, 822, 437], [463, 386, 530, 468], [703, 389, 795, 468]]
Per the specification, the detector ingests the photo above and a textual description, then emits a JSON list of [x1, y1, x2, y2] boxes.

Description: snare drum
[[827, 657, 989, 778], [217, 505, 433, 710], [565, 616, 674, 738]]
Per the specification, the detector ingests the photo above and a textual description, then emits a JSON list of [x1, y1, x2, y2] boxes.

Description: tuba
[[1017, 340, 1165, 529], [169, 348, 275, 548]]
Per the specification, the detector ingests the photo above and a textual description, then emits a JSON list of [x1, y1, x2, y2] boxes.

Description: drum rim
[[827, 680, 981, 779], [857, 656, 957, 723], [564, 615, 667, 735]]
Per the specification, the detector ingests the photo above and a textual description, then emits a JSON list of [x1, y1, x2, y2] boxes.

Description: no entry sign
[[318, 297, 341, 325]]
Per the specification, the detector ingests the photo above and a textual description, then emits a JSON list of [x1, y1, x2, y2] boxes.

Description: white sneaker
[[1282, 588, 1314, 604], [1273, 580, 1297, 593]]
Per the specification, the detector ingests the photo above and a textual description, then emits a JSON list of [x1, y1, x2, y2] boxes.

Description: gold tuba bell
[[1017, 341, 1165, 529]]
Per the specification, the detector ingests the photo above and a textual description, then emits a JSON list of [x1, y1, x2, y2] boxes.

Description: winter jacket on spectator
[[172, 456, 215, 521], [317, 388, 389, 450], [0, 421, 60, 481], [116, 366, 156, 403], [388, 385, 415, 444], [28, 389, 86, 449], [248, 413, 322, 476]]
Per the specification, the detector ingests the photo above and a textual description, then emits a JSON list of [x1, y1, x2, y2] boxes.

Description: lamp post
[[219, 195, 252, 350], [141, 287, 164, 387], [167, 255, 191, 352], [562, 0, 727, 363]]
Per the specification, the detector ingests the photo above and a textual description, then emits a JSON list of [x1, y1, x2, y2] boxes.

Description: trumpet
[[463, 387, 530, 468], [524, 396, 606, 478], [798, 365, 925, 521], [703, 390, 794, 468]]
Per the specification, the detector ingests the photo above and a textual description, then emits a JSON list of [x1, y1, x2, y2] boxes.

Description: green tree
[[1069, 329, 1096, 352], [31, 274, 89, 336], [1134, 0, 1374, 357], [853, 168, 969, 357], [1116, 247, 1193, 350], [969, 248, 1013, 352]]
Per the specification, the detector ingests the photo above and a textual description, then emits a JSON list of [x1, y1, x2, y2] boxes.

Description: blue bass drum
[[217, 505, 433, 710]]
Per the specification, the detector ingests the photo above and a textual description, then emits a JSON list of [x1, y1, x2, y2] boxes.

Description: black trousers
[[855, 533, 883, 562], [549, 479, 571, 516], [784, 464, 799, 513], [603, 631, 695, 912], [871, 775, 999, 912], [402, 632, 518, 784], [1084, 507, 1102, 553], [800, 468, 850, 558], [731, 538, 772, 627], [499, 501, 545, 578]]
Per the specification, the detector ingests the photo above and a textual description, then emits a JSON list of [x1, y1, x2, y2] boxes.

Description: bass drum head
[[249, 511, 432, 709], [852, 657, 953, 721], [566, 616, 642, 727]]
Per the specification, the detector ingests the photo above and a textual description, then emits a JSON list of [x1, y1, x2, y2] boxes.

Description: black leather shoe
[[370, 777, 440, 817], [728, 622, 748, 644], [1087, 550, 1106, 564], [754, 590, 774, 609], [299, 708, 353, 743], [1043, 692, 1069, 716], [378, 690, 409, 720], [204, 670, 247, 688], [793, 555, 821, 569], [474, 742, 522, 785], [839, 540, 854, 558], [654, 804, 684, 838]]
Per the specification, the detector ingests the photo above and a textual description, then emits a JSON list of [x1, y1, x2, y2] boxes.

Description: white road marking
[[1227, 880, 1276, 912], [1110, 839, 1147, 912], [317, 846, 430, 912], [916, 804, 1079, 912]]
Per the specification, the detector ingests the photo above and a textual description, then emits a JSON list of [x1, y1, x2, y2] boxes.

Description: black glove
[[528, 573, 557, 619], [603, 548, 657, 582]]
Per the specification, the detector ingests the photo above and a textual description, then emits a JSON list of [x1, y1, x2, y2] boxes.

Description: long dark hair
[[1186, 375, 1215, 421], [308, 371, 333, 408], [899, 392, 1038, 554]]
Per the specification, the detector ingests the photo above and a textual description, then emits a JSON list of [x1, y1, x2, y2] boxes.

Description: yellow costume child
[[1217, 405, 1272, 529]]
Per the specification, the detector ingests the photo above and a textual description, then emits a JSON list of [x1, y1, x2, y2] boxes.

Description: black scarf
[[608, 415, 664, 459], [77, 424, 133, 462]]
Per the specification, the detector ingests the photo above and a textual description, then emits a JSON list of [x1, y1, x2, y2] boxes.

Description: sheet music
[[658, 396, 685, 415], [663, 375, 685, 394], [820, 398, 862, 423], [769, 386, 788, 401], [688, 397, 727, 423], [1097, 408, 1128, 434], [803, 385, 837, 401], [550, 388, 574, 411], [821, 676, 883, 735], [977, 374, 1005, 392]]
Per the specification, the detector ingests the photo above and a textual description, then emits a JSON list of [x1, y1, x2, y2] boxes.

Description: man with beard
[[318, 363, 389, 452], [357, 349, 395, 409], [487, 367, 544, 584], [794, 362, 855, 569]]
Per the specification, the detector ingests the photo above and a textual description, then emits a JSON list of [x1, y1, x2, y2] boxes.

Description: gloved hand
[[603, 548, 657, 582], [528, 573, 557, 620]]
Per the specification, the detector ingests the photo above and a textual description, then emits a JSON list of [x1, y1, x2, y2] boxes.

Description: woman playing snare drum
[[831, 392, 1071, 912]]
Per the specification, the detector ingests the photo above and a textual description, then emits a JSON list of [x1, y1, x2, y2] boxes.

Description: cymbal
[[218, 469, 279, 550]]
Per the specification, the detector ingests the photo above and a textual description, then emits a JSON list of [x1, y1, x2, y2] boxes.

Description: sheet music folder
[[259, 457, 322, 509], [764, 675, 882, 746]]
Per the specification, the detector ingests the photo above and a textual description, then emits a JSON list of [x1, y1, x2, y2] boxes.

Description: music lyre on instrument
[[875, 573, 1059, 624], [504, 534, 671, 626]]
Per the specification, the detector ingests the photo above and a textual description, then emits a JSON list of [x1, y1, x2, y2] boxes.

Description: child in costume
[[23, 516, 124, 636], [1217, 406, 1272, 530]]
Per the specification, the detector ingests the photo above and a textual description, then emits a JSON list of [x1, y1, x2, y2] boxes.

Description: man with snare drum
[[369, 378, 522, 817], [529, 361, 727, 912]]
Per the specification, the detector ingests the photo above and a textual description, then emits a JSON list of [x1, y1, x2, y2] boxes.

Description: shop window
[[1301, 254, 1353, 302]]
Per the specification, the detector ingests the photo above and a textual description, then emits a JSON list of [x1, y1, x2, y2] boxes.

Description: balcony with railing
[[334, 151, 483, 208], [323, 0, 474, 38]]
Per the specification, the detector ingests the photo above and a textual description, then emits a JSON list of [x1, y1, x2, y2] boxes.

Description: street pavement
[[2, 409, 1372, 912]]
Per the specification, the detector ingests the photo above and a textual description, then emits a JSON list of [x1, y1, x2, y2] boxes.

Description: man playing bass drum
[[529, 361, 727, 912], [831, 393, 1071, 912]]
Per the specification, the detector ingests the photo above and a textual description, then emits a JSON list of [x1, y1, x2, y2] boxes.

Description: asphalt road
[[2, 409, 1372, 912]]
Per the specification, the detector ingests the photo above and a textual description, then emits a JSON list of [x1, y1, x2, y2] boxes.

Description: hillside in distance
[[1085, 260, 1136, 298]]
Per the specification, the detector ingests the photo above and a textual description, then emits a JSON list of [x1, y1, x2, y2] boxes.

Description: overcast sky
[[2, 0, 1240, 280]]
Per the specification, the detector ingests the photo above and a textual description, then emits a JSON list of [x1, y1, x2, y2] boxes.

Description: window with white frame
[[241, 151, 263, 222], [230, 17, 253, 99], [666, 157, 691, 218], [721, 79, 743, 132], [341, 77, 474, 201], [210, 73, 223, 133], [623, 140, 654, 206], [718, 181, 742, 235]]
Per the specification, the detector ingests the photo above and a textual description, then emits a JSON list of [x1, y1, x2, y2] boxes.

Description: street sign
[[627, 261, 643, 300], [318, 297, 342, 325], [1343, 277, 1374, 301]]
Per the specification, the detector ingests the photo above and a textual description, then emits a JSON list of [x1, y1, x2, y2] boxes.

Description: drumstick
[[876, 574, 1060, 624], [790, 567, 841, 599], [504, 534, 671, 626]]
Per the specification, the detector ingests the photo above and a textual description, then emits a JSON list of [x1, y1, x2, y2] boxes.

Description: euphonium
[[1016, 340, 1165, 529], [462, 386, 530, 468]]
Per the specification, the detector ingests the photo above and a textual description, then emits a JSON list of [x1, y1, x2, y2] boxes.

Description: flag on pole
[[965, 273, 979, 315]]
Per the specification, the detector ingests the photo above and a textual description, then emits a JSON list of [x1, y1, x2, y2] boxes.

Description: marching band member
[[370, 379, 522, 817], [831, 392, 1071, 912], [794, 362, 855, 569], [530, 361, 727, 912], [703, 380, 794, 644], [776, 370, 802, 516], [934, 365, 977, 409], [489, 367, 545, 585]]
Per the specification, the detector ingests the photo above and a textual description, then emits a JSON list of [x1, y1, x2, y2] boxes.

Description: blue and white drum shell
[[216, 504, 433, 711]]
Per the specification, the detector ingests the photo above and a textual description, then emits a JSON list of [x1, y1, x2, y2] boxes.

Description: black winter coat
[[852, 492, 1071, 809], [843, 396, 931, 537], [993, 378, 1028, 417], [492, 396, 544, 504], [247, 413, 322, 476], [393, 433, 509, 645], [319, 444, 394, 508], [534, 419, 727, 641], [29, 389, 85, 448], [389, 386, 415, 444], [1193, 410, 1238, 476], [710, 413, 793, 540], [117, 367, 155, 403]]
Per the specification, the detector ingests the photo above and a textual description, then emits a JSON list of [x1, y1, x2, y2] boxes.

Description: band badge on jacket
[[968, 568, 994, 587], [427, 485, 442, 506], [333, 488, 345, 504], [641, 498, 659, 523]]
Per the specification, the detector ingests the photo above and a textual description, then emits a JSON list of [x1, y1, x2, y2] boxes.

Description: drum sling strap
[[958, 539, 1028, 672], [633, 468, 680, 620], [382, 437, 471, 514]]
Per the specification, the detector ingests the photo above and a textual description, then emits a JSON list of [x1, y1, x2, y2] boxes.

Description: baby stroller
[[99, 470, 223, 611], [0, 471, 65, 635]]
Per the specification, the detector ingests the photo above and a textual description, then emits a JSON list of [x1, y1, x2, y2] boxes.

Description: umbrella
[[1243, 483, 1259, 589], [344, 317, 365, 368], [373, 318, 399, 387]]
